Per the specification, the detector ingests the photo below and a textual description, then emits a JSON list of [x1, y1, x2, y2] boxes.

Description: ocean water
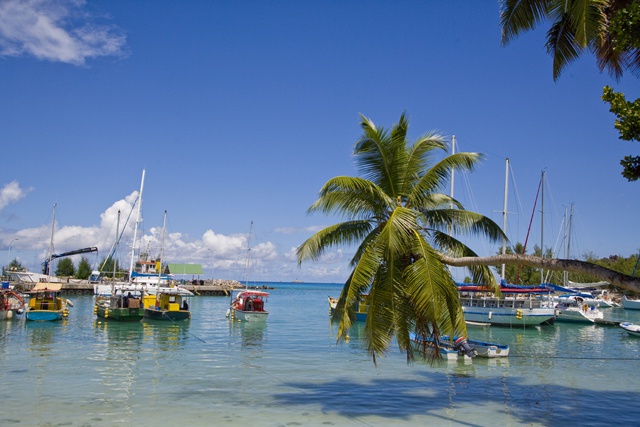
[[1, 282, 639, 427]]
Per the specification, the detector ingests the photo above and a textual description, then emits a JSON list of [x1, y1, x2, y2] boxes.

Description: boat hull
[[467, 340, 509, 358], [143, 308, 190, 321], [462, 306, 556, 326], [95, 306, 144, 322], [620, 322, 640, 337], [622, 296, 640, 310], [440, 335, 510, 358], [231, 308, 268, 322], [26, 310, 64, 321], [555, 307, 603, 324]]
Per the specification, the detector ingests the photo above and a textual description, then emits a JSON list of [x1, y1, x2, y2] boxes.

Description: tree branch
[[440, 254, 640, 293]]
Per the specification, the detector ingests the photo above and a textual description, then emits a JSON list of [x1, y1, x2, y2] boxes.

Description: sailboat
[[458, 160, 556, 326], [142, 210, 193, 322], [26, 204, 72, 321], [94, 200, 146, 322], [226, 222, 269, 322]]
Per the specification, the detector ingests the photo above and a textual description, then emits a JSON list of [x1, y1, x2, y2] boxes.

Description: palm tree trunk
[[440, 254, 640, 292]]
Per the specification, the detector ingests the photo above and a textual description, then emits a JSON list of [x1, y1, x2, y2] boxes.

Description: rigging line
[[158, 312, 206, 343], [507, 159, 524, 232], [99, 197, 138, 272]]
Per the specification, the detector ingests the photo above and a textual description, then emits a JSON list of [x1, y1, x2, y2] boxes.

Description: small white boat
[[621, 295, 640, 310], [466, 338, 509, 358], [554, 297, 604, 324], [227, 290, 269, 322], [619, 322, 640, 337], [410, 333, 479, 360], [441, 335, 510, 358]]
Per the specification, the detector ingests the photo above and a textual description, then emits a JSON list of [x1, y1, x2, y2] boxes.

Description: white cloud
[[0, 181, 31, 210], [4, 191, 346, 282], [202, 229, 247, 257], [0, 0, 127, 65]]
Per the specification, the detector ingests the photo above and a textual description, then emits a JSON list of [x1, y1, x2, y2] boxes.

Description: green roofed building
[[167, 263, 205, 276]]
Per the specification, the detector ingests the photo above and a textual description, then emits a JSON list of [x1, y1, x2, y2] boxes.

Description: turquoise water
[[1, 282, 639, 427]]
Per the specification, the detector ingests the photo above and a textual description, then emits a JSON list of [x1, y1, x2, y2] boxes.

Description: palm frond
[[500, 0, 552, 45], [308, 176, 392, 219], [409, 152, 482, 208], [421, 209, 506, 242], [296, 220, 373, 264]]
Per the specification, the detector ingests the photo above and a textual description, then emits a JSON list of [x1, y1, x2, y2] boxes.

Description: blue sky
[[1, 0, 638, 284]]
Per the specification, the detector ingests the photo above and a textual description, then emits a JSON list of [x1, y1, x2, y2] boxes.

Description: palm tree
[[500, 0, 638, 80], [297, 113, 505, 363]]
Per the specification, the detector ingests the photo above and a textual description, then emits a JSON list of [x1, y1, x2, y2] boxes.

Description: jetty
[[7, 279, 261, 296]]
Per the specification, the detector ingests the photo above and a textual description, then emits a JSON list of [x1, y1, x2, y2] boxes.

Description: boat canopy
[[30, 283, 63, 292], [237, 291, 269, 297], [456, 280, 554, 294]]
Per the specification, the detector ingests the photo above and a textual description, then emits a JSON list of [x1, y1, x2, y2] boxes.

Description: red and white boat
[[226, 290, 269, 322]]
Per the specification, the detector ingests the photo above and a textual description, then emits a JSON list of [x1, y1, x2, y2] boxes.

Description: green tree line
[[2, 256, 126, 280], [492, 242, 640, 285]]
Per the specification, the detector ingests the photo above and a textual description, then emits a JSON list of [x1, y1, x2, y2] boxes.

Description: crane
[[42, 247, 98, 275]]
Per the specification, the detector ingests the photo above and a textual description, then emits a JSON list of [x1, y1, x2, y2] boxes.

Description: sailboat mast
[[244, 221, 253, 288], [566, 203, 574, 285], [47, 203, 56, 277], [129, 169, 146, 279], [158, 210, 167, 281], [540, 170, 545, 284], [501, 158, 509, 280], [449, 136, 455, 237], [113, 210, 120, 281]]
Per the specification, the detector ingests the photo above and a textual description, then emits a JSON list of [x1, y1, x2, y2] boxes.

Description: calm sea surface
[[1, 282, 639, 427]]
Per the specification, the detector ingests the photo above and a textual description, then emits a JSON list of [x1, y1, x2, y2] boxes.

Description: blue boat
[[26, 283, 70, 322], [328, 295, 367, 321]]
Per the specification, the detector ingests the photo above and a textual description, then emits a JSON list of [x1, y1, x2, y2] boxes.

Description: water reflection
[[91, 320, 145, 418], [141, 319, 191, 352], [228, 319, 267, 348], [25, 320, 65, 355]]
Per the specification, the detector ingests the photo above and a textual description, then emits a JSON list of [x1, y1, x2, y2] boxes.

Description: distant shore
[[7, 278, 276, 296]]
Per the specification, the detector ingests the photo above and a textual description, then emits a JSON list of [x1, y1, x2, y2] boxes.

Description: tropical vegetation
[[500, 0, 640, 181], [55, 258, 75, 277], [297, 113, 505, 363], [76, 256, 92, 280]]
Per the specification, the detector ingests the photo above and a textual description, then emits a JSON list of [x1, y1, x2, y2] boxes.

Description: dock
[[8, 279, 258, 296]]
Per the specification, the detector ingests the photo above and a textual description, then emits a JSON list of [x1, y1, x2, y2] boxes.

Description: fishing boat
[[619, 322, 640, 337], [94, 172, 148, 322], [95, 286, 146, 321], [0, 284, 26, 320], [621, 295, 640, 310], [409, 333, 477, 360], [554, 296, 604, 324], [226, 222, 269, 322], [441, 335, 510, 358], [327, 295, 367, 321], [458, 282, 556, 326], [142, 210, 193, 322], [26, 283, 70, 321], [26, 204, 74, 321], [228, 290, 269, 322], [142, 285, 193, 321]]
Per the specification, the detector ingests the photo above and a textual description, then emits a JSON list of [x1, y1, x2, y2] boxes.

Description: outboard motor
[[454, 337, 477, 358]]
